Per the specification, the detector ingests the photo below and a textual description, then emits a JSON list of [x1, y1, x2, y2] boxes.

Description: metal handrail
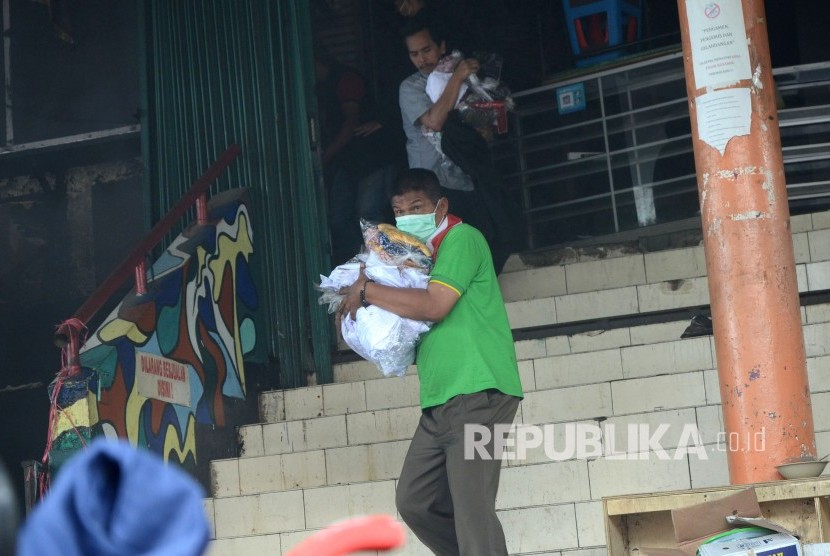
[[39, 144, 242, 510], [495, 54, 830, 248], [63, 144, 241, 331]]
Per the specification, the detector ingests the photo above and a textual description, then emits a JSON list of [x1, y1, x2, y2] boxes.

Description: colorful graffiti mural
[[53, 191, 259, 469]]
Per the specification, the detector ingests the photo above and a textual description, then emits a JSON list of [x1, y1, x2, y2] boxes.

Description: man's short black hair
[[400, 10, 446, 47], [389, 168, 443, 204]]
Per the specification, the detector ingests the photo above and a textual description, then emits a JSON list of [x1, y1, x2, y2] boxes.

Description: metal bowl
[[776, 460, 828, 480]]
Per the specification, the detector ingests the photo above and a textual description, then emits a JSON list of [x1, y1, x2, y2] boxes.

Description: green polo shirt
[[416, 223, 523, 409]]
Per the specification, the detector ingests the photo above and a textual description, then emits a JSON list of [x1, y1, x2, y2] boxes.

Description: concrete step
[[206, 302, 830, 554], [499, 217, 830, 329], [331, 213, 830, 366], [204, 465, 611, 556], [204, 210, 830, 555], [222, 311, 830, 485]]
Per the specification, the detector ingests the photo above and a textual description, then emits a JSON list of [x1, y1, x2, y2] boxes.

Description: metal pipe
[[3, 0, 13, 146], [196, 194, 208, 225], [134, 260, 147, 296], [69, 144, 241, 326]]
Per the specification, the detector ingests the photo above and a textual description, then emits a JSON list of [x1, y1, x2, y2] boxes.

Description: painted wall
[[70, 191, 260, 472], [0, 145, 144, 514]]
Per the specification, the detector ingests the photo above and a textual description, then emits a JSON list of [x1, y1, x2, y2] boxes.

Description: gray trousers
[[395, 390, 521, 555]]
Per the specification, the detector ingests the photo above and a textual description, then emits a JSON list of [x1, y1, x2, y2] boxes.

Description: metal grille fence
[[493, 53, 830, 249]]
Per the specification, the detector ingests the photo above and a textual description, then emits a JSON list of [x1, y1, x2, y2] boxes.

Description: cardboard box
[[638, 488, 802, 556], [697, 531, 800, 556]]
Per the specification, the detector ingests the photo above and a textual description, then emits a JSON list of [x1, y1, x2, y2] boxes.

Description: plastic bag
[[317, 261, 362, 315], [458, 52, 514, 137], [424, 50, 514, 144], [341, 303, 431, 377], [425, 51, 469, 106], [316, 222, 434, 377]]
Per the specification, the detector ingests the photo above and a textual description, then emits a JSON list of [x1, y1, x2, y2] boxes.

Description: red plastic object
[[285, 514, 405, 556], [575, 11, 637, 51], [575, 13, 608, 50], [626, 14, 638, 43], [470, 100, 509, 134]]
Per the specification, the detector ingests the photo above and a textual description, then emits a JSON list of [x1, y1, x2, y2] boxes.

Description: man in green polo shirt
[[338, 168, 523, 555]]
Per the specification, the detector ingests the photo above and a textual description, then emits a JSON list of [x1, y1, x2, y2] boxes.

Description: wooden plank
[[604, 477, 830, 515], [603, 507, 629, 556], [625, 510, 676, 553], [605, 488, 740, 516], [818, 495, 830, 542], [754, 479, 830, 502], [762, 499, 822, 543], [602, 478, 830, 552]]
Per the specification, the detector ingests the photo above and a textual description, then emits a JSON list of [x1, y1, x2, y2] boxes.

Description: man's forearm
[[363, 281, 446, 322], [419, 57, 480, 132], [338, 273, 458, 323], [419, 75, 465, 132]]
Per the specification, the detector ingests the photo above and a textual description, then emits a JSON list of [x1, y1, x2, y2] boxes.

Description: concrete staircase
[[204, 211, 830, 555]]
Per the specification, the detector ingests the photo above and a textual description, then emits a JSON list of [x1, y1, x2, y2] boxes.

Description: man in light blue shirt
[[399, 71, 475, 193], [397, 15, 525, 274], [398, 24, 476, 193]]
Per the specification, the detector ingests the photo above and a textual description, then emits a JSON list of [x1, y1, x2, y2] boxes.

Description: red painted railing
[[54, 144, 241, 362], [37, 145, 242, 504]]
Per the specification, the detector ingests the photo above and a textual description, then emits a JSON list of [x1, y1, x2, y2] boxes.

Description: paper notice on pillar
[[695, 88, 751, 155], [686, 0, 752, 90]]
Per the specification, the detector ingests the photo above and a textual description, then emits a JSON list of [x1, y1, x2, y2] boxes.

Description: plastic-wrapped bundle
[[342, 307, 429, 377], [425, 51, 469, 107], [340, 259, 432, 377], [318, 261, 363, 314], [361, 220, 433, 271], [317, 221, 431, 314], [424, 50, 514, 141], [317, 223, 433, 376]]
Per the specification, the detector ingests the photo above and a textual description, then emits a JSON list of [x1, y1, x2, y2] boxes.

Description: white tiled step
[[206, 426, 830, 554], [204, 212, 830, 555], [205, 359, 830, 554], [497, 217, 830, 329], [220, 428, 409, 494], [206, 432, 830, 555], [215, 441, 606, 502], [219, 310, 830, 494], [261, 305, 830, 421], [222, 386, 830, 496], [205, 464, 611, 548], [320, 216, 830, 385], [257, 369, 421, 422], [205, 481, 608, 556], [243, 332, 711, 457]]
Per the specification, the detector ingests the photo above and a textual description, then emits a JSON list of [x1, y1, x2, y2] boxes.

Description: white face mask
[[395, 205, 438, 241]]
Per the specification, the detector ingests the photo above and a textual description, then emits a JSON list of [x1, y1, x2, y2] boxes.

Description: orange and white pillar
[[677, 0, 816, 483]]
